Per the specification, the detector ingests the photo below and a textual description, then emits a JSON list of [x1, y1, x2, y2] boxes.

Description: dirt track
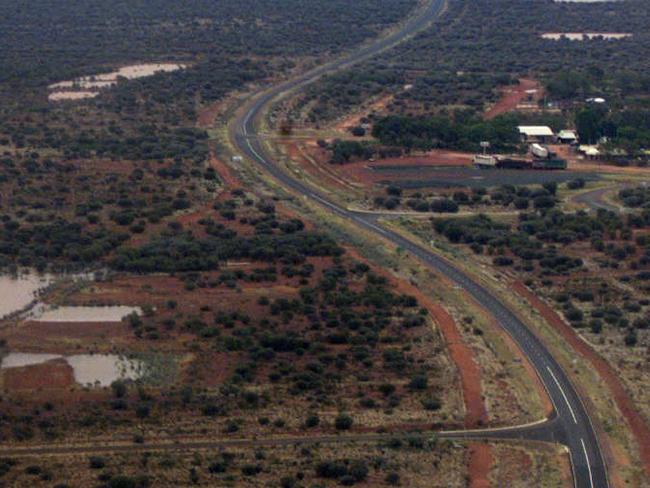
[[484, 79, 543, 119]]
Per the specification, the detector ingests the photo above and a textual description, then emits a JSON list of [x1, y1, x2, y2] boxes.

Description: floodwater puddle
[[0, 352, 62, 368], [48, 62, 185, 101], [66, 354, 144, 387], [0, 273, 52, 319], [0, 352, 143, 387], [541, 32, 631, 41], [34, 305, 141, 323]]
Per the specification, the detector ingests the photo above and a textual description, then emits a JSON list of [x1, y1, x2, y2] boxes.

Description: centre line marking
[[546, 366, 578, 424], [581, 438, 595, 488]]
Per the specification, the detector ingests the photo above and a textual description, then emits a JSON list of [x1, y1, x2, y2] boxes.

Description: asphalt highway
[[574, 186, 623, 213], [231, 1, 610, 486]]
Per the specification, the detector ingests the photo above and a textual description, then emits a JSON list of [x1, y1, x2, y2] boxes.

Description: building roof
[[518, 126, 554, 137], [579, 145, 600, 156], [558, 130, 578, 140]]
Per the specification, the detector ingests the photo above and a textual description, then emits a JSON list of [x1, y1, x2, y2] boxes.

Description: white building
[[518, 126, 555, 143], [558, 130, 578, 144]]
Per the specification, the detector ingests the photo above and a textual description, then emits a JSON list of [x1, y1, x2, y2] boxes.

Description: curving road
[[574, 186, 623, 213], [231, 1, 609, 487]]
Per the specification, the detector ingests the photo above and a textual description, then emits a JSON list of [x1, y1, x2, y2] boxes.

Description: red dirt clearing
[[468, 442, 494, 488], [513, 281, 650, 477], [484, 78, 543, 120]]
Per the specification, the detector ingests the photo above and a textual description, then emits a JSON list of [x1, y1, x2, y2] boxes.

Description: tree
[[335, 414, 353, 430], [576, 106, 607, 144], [305, 414, 320, 428], [408, 374, 428, 390], [111, 380, 127, 398]]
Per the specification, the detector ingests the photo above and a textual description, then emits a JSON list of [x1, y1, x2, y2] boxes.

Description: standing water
[[0, 273, 52, 319], [0, 352, 144, 387], [34, 306, 141, 323]]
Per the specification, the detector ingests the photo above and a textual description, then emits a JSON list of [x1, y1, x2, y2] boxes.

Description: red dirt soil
[[4, 321, 132, 354], [513, 281, 650, 477], [428, 302, 488, 428], [333, 93, 394, 132], [468, 442, 494, 488], [2, 359, 74, 391], [209, 152, 240, 189], [282, 141, 355, 192], [342, 247, 487, 427], [484, 78, 543, 120], [196, 101, 225, 129]]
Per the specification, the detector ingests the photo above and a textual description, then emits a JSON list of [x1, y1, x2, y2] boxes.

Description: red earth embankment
[[513, 281, 650, 477], [468, 442, 494, 488]]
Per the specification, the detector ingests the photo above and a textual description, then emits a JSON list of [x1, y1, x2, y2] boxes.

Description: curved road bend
[[574, 186, 623, 213], [231, 1, 608, 487]]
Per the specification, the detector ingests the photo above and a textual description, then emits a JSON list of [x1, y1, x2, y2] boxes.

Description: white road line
[[364, 221, 389, 236], [311, 194, 341, 212], [242, 110, 253, 136], [246, 140, 267, 164], [546, 366, 578, 424], [581, 438, 595, 488]]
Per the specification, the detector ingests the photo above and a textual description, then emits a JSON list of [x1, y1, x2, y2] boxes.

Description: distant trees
[[113, 230, 343, 273], [372, 113, 520, 153], [329, 140, 374, 164]]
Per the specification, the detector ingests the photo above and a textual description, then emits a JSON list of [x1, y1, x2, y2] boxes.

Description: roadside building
[[578, 145, 600, 159], [558, 130, 578, 145], [518, 126, 555, 144]]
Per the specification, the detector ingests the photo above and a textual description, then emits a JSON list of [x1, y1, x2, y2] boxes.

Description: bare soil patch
[[333, 93, 394, 132], [484, 79, 543, 120], [468, 442, 493, 488], [2, 359, 74, 391]]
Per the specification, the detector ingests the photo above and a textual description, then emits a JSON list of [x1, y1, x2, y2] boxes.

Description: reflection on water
[[66, 354, 143, 387], [0, 352, 143, 387], [0, 273, 52, 319], [34, 306, 141, 323]]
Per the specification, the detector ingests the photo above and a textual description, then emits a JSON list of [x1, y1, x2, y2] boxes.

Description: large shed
[[518, 126, 555, 143]]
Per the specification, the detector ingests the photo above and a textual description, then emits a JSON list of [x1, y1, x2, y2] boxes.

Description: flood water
[[0, 273, 52, 319], [66, 354, 143, 386], [34, 306, 141, 323], [48, 63, 185, 101], [0, 352, 61, 368], [0, 352, 143, 387], [541, 33, 631, 40]]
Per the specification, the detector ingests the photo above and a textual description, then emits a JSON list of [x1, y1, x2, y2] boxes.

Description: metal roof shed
[[518, 126, 554, 137]]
